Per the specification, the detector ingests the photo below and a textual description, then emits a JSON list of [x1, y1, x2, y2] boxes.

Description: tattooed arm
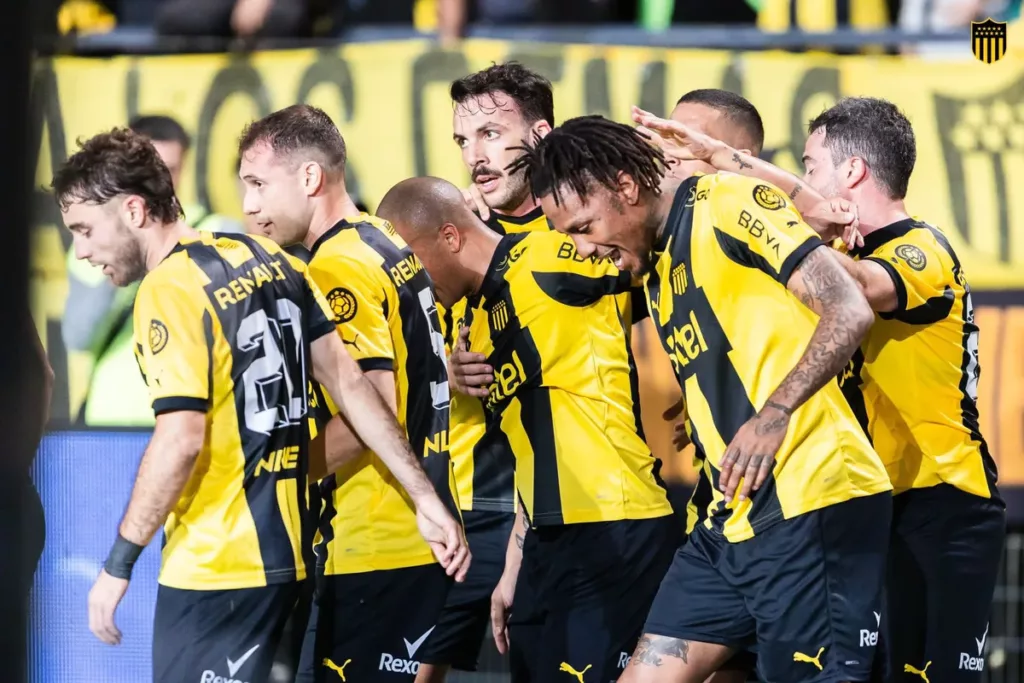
[[491, 501, 529, 654], [828, 250, 900, 312], [769, 246, 874, 410], [718, 246, 873, 501]]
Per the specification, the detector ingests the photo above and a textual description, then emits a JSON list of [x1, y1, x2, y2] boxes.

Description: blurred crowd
[[44, 0, 1024, 44]]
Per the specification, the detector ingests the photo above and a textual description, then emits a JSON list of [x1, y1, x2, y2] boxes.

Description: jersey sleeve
[[280, 251, 336, 343], [865, 232, 952, 317], [710, 175, 824, 286], [133, 273, 211, 416], [307, 254, 395, 373]]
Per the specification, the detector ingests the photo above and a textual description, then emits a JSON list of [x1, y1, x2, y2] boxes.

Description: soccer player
[[649, 98, 1006, 683], [513, 117, 893, 683], [377, 176, 682, 683], [416, 62, 557, 682], [55, 128, 466, 683], [236, 104, 467, 683]]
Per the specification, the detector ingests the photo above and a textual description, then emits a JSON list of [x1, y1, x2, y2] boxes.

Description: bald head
[[377, 176, 477, 243], [378, 176, 498, 309]]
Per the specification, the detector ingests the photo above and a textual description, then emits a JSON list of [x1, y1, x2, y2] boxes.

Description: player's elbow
[[845, 289, 875, 345]]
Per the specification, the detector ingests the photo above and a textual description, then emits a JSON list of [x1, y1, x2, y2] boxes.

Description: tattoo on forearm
[[789, 184, 803, 200], [731, 152, 753, 170], [631, 636, 691, 667], [774, 248, 867, 411], [515, 533, 524, 549], [764, 400, 792, 416]]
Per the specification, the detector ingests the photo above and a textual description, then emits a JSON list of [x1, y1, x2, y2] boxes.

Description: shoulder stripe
[[863, 256, 909, 312], [531, 271, 631, 307]]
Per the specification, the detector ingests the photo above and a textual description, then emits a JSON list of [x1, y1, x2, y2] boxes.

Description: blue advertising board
[[29, 431, 159, 683]]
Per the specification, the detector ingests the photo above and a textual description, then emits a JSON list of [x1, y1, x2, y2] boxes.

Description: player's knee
[[414, 662, 448, 683]]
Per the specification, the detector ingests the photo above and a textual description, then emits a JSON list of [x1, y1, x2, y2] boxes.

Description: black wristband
[[104, 533, 144, 580]]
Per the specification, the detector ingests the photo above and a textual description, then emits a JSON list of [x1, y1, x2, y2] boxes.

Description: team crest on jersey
[[490, 300, 510, 333], [149, 319, 169, 354], [327, 288, 358, 324], [753, 184, 787, 211], [894, 244, 928, 271]]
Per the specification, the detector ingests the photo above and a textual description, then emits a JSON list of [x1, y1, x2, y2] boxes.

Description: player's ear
[[122, 195, 146, 229], [616, 171, 641, 206], [845, 156, 869, 191], [440, 223, 462, 253], [530, 119, 552, 140], [302, 161, 324, 196]]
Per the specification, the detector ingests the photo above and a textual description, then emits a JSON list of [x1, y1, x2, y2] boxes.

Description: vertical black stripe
[[838, 348, 872, 440], [918, 227, 1000, 500], [186, 236, 313, 583], [464, 300, 516, 512], [352, 225, 458, 517], [836, 0, 850, 27], [520, 387, 563, 526], [651, 177, 781, 532]]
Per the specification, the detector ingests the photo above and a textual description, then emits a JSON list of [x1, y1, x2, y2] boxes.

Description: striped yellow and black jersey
[[307, 215, 458, 575], [841, 218, 1001, 501], [470, 230, 672, 526], [440, 206, 552, 514], [646, 174, 891, 543], [132, 232, 336, 590]]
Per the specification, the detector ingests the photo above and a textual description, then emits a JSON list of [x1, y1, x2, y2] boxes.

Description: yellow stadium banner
[[30, 39, 1024, 486]]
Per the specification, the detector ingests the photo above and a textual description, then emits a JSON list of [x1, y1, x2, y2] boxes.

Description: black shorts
[[297, 562, 453, 682], [418, 509, 515, 671], [645, 492, 892, 683], [152, 581, 303, 683], [509, 514, 682, 683], [882, 484, 1005, 683]]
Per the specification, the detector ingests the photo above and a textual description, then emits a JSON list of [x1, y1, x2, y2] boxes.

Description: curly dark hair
[[450, 62, 555, 127], [51, 127, 182, 224], [808, 97, 917, 200], [507, 115, 666, 207]]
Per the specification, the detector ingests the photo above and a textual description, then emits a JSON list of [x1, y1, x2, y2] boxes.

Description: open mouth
[[474, 175, 501, 194]]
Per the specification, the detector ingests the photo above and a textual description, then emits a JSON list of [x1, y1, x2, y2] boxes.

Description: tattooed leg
[[619, 634, 733, 683]]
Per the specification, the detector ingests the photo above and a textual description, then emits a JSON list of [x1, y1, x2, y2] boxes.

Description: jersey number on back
[[237, 298, 308, 435], [417, 287, 451, 409]]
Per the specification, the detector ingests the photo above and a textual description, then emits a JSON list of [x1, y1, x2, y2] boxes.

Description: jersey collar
[[485, 205, 546, 235], [653, 178, 697, 257], [479, 233, 527, 301], [309, 214, 372, 256], [850, 217, 919, 258]]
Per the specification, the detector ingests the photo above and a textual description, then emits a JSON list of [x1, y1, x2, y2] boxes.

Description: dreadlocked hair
[[506, 115, 666, 207]]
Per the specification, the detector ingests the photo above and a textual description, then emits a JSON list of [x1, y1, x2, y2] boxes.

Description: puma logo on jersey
[[793, 647, 825, 671], [559, 662, 592, 683], [904, 661, 931, 682], [323, 658, 351, 681]]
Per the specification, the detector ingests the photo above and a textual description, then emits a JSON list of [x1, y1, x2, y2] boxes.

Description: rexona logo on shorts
[[200, 644, 260, 683], [379, 626, 435, 675], [960, 624, 989, 672], [860, 611, 881, 647]]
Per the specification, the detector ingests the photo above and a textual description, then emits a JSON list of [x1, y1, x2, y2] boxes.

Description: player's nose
[[73, 236, 91, 262], [570, 235, 597, 258]]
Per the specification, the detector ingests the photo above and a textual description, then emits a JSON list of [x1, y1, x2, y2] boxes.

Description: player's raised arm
[[632, 106, 863, 249]]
